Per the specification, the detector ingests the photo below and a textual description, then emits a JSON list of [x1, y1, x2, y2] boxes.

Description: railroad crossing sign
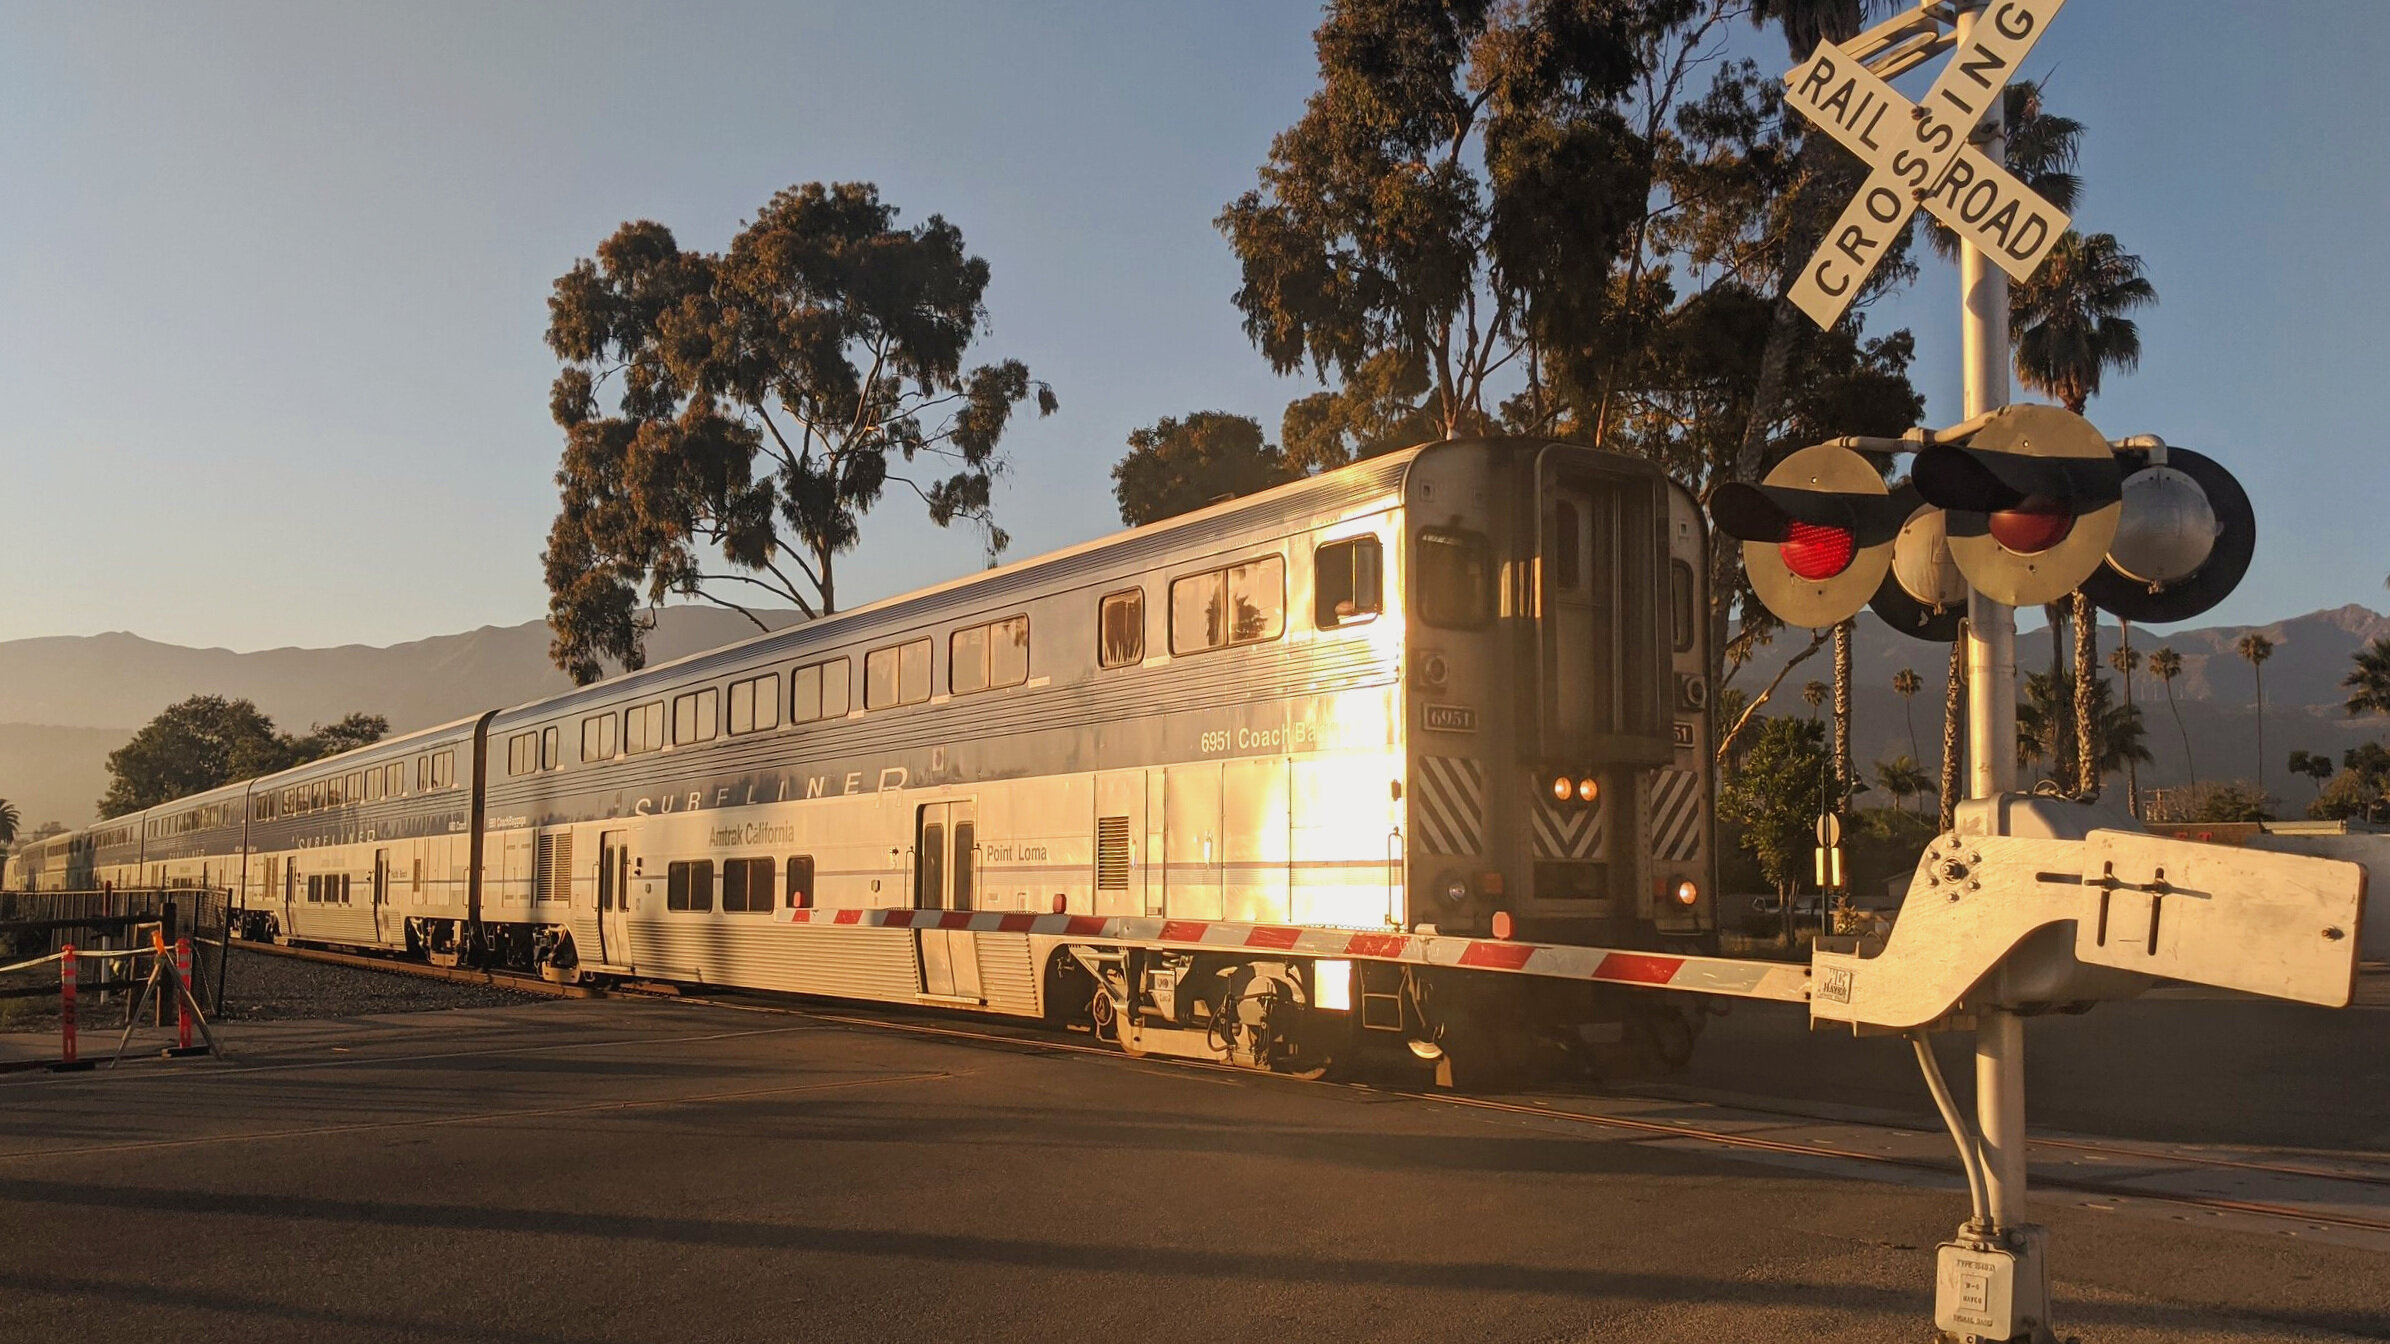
[[1783, 0, 2072, 327]]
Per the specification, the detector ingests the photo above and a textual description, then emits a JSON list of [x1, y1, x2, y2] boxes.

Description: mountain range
[[3, 604, 2384, 830]]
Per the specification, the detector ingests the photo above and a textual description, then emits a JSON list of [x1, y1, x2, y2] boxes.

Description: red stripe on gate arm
[[1592, 952, 1685, 985], [1342, 932, 1410, 959], [938, 911, 973, 930], [1158, 920, 1208, 943], [996, 914, 1037, 933], [884, 910, 919, 928], [1244, 925, 1301, 950], [833, 908, 866, 925], [1457, 941, 1534, 971], [1063, 915, 1110, 937]]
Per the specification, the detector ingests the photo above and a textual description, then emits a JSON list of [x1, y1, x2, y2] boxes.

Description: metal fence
[[0, 887, 234, 1015]]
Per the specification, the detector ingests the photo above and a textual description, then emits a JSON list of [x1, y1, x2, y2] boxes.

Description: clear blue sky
[[0, 1, 2382, 652]]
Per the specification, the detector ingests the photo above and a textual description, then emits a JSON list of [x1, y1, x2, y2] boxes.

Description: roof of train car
[[486, 442, 1431, 729], [247, 712, 488, 790]]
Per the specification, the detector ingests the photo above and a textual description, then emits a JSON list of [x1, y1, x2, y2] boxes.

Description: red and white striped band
[[782, 906, 1811, 1004]]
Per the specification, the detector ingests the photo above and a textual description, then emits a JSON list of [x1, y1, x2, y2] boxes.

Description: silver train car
[[7, 439, 1718, 1075]]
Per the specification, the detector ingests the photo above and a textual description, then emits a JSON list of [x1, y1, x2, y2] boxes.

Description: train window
[[673, 688, 719, 745], [508, 732, 536, 776], [1099, 589, 1144, 668], [865, 639, 932, 710], [729, 673, 781, 735], [791, 658, 850, 723], [949, 623, 987, 695], [721, 857, 775, 913], [433, 751, 455, 790], [950, 616, 1028, 695], [1170, 554, 1285, 654], [416, 756, 429, 793], [625, 702, 665, 755], [306, 874, 320, 903], [581, 712, 618, 762], [541, 726, 560, 770], [366, 771, 381, 803], [312, 780, 329, 810], [786, 855, 814, 908], [386, 762, 402, 797], [666, 860, 714, 913], [284, 786, 298, 815], [1315, 536, 1383, 627], [1417, 528, 1492, 629], [347, 773, 364, 805], [1670, 560, 1697, 652]]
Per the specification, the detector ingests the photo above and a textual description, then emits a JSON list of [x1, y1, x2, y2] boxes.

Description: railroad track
[[232, 938, 2390, 1239]]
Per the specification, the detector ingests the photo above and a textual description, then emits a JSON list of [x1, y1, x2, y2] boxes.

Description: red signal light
[[1987, 496, 2075, 555], [1779, 521, 1855, 580]]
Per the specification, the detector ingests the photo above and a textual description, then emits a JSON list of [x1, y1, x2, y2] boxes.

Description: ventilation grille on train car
[[1096, 816, 1132, 890], [535, 832, 573, 902]]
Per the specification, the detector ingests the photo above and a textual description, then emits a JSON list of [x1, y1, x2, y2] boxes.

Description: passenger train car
[[6, 439, 1718, 1074]]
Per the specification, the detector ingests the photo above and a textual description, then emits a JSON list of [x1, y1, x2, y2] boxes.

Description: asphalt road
[[2, 998, 2384, 1343], [1674, 975, 2390, 1151]]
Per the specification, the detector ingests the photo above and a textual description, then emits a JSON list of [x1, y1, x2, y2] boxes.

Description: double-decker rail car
[[135, 782, 249, 893], [243, 717, 483, 951], [5, 831, 74, 891], [10, 438, 1717, 1077]]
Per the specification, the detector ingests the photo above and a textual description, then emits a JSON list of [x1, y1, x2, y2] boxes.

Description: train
[[6, 437, 1720, 1079]]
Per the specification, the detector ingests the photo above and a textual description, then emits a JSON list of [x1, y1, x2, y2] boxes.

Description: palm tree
[[1892, 667, 1924, 762], [0, 797, 16, 846], [1874, 755, 1931, 815], [2110, 634, 2143, 817], [2012, 231, 2158, 415], [2346, 636, 2390, 718], [2237, 632, 2276, 798], [2148, 646, 2195, 788], [1939, 635, 1965, 829], [1802, 680, 1828, 718]]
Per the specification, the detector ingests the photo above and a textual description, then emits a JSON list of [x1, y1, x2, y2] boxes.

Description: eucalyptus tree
[[1111, 413, 1296, 526], [542, 182, 1056, 681]]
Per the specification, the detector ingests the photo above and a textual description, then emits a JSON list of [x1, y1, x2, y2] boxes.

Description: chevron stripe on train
[[782, 906, 1810, 1004]]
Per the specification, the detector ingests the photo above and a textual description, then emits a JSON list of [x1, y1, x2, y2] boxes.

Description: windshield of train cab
[[1415, 527, 1491, 628]]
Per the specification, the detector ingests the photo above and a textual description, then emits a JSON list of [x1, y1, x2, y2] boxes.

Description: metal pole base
[[1935, 1222, 2051, 1344]]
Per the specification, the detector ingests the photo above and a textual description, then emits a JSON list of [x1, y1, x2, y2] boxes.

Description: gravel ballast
[[0, 944, 535, 1035]]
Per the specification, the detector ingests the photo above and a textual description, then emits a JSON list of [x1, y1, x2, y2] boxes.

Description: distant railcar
[[12, 439, 1718, 1076]]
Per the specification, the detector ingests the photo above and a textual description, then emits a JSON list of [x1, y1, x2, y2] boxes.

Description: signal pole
[[1953, 0, 2032, 1262]]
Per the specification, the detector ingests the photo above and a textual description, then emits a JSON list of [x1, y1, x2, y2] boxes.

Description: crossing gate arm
[[781, 907, 1814, 1005], [1811, 826, 2368, 1031]]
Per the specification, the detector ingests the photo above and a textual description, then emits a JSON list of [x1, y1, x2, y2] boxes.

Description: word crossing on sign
[[1781, 0, 2071, 328]]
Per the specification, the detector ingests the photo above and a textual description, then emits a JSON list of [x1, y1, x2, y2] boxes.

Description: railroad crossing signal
[[2082, 443, 2257, 624], [1709, 443, 1908, 627], [1911, 404, 2122, 607], [1782, 0, 2072, 328]]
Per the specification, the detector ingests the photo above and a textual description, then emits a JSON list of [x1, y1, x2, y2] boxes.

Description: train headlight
[[1440, 872, 1471, 906], [1674, 879, 1700, 907], [1576, 777, 1600, 804], [1550, 775, 1573, 802]]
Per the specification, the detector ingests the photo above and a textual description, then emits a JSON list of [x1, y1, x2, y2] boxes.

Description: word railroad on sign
[[1784, 0, 2070, 327]]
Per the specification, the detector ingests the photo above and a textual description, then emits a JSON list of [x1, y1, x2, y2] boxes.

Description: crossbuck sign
[[1784, 0, 2070, 328]]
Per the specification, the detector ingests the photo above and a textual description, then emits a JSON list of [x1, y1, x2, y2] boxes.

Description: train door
[[372, 849, 389, 944], [914, 802, 982, 1001], [596, 831, 630, 968], [1548, 484, 1620, 742], [280, 858, 296, 941], [1163, 763, 1223, 920]]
